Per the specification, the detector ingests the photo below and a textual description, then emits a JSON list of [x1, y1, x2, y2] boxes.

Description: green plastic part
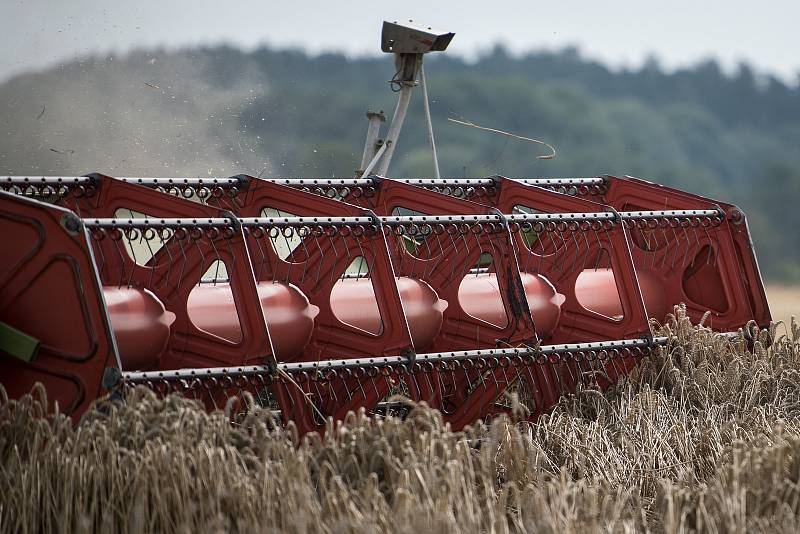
[[0, 322, 40, 363]]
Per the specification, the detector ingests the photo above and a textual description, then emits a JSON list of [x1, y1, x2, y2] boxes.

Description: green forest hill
[[0, 45, 798, 280]]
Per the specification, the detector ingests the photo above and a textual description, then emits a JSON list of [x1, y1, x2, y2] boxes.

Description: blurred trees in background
[[0, 45, 797, 280]]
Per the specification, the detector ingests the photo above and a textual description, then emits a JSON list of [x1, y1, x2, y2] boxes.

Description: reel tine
[[568, 224, 582, 275], [668, 223, 681, 270], [249, 226, 265, 281], [175, 230, 189, 293], [326, 227, 340, 286], [312, 229, 325, 286], [446, 226, 459, 280], [296, 225, 311, 282], [160, 225, 175, 290]]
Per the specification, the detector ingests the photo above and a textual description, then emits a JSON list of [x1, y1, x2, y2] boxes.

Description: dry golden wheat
[[2, 305, 800, 533]]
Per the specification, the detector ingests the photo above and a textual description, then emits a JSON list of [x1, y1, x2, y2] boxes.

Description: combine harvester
[[0, 22, 771, 434]]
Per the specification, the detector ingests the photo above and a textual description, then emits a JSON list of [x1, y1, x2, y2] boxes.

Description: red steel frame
[[347, 177, 538, 351], [379, 175, 772, 416], [220, 176, 419, 432], [0, 172, 773, 431], [485, 178, 652, 413], [409, 175, 770, 333], [0, 191, 119, 418], [59, 174, 275, 372], [600, 175, 771, 330], [345, 178, 541, 426]]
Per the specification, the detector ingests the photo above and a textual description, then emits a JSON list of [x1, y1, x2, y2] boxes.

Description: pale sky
[[2, 0, 799, 84]]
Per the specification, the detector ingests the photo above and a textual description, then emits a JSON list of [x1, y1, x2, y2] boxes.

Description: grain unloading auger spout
[[0, 20, 771, 433]]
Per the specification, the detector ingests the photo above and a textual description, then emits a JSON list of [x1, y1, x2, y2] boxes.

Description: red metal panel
[[601, 175, 772, 331], [488, 178, 652, 343], [350, 178, 539, 349], [432, 177, 651, 419], [226, 175, 419, 433], [345, 178, 542, 426], [0, 191, 118, 419], [233, 176, 416, 360], [59, 174, 274, 372]]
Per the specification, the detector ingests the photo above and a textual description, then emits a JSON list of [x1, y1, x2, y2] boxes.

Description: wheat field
[[2, 306, 800, 533], [767, 285, 800, 327]]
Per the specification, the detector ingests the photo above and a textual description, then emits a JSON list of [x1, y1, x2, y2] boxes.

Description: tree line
[[0, 44, 797, 279]]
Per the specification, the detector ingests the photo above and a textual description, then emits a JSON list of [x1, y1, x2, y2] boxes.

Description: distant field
[[767, 284, 800, 327]]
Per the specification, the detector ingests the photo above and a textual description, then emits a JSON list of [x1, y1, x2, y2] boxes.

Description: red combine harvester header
[[0, 21, 771, 434]]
